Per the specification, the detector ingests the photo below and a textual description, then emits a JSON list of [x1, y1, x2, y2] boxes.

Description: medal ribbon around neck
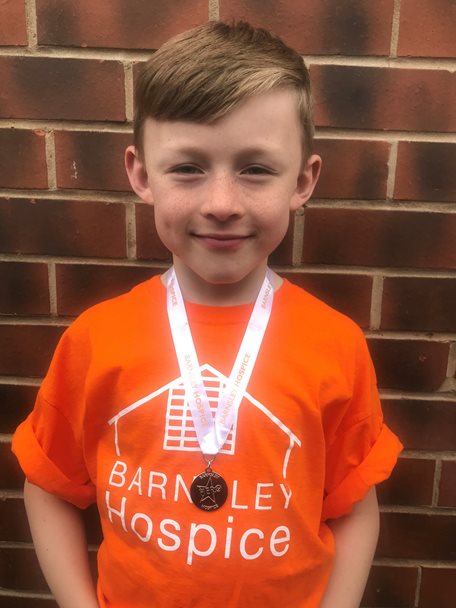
[[167, 268, 274, 457]]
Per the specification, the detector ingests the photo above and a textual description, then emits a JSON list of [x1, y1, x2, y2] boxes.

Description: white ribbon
[[167, 268, 274, 456]]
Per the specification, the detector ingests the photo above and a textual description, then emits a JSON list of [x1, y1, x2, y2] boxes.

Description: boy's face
[[126, 88, 321, 303]]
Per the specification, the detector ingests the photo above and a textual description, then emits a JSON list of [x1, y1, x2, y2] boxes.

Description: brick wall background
[[0, 1, 455, 606]]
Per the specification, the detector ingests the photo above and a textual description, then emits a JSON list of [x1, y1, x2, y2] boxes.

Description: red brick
[[0, 545, 98, 594], [419, 567, 456, 608], [302, 208, 456, 269], [368, 338, 449, 392], [0, 383, 39, 434], [382, 277, 456, 333], [377, 457, 434, 507], [0, 325, 65, 377], [0, 546, 49, 592], [382, 399, 456, 452], [220, 0, 394, 55], [269, 213, 295, 266], [36, 0, 208, 49], [55, 264, 160, 316], [312, 65, 455, 132], [55, 131, 132, 191], [84, 504, 103, 545], [284, 272, 372, 328], [0, 57, 125, 121], [378, 512, 456, 560], [135, 203, 173, 262], [0, 129, 48, 189], [0, 442, 24, 489], [398, 0, 455, 58], [0, 263, 49, 316], [363, 565, 417, 608], [394, 142, 456, 202], [0, 198, 127, 259], [313, 139, 389, 199], [0, 0, 27, 46], [439, 460, 456, 507], [0, 498, 30, 542]]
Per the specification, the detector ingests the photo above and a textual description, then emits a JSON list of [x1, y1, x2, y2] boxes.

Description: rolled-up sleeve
[[322, 327, 403, 521]]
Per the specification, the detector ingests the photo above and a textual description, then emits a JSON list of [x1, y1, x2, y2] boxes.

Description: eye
[[241, 165, 274, 176], [170, 164, 203, 175]]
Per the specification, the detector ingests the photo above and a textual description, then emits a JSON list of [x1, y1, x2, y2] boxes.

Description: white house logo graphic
[[108, 363, 301, 479]]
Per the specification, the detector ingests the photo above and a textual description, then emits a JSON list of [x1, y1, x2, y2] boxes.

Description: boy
[[13, 21, 402, 608]]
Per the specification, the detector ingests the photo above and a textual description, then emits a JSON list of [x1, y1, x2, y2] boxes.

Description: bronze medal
[[190, 466, 228, 511]]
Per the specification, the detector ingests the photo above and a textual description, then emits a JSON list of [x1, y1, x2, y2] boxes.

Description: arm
[[24, 480, 99, 608], [320, 486, 380, 608]]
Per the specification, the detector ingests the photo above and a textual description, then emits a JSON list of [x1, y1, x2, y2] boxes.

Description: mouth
[[192, 233, 251, 250]]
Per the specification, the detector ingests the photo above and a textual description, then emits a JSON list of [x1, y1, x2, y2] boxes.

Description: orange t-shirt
[[13, 276, 402, 607]]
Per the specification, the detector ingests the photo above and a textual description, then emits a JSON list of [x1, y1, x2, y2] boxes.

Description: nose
[[200, 174, 244, 221]]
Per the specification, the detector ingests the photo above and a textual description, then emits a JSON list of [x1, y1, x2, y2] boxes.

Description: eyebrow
[[161, 144, 283, 160]]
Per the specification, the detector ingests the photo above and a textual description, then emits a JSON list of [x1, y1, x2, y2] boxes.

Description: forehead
[[142, 88, 303, 156]]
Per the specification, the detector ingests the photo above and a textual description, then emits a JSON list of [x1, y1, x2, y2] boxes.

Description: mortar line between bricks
[[0, 188, 139, 203], [0, 317, 71, 327], [275, 266, 456, 279], [379, 504, 456, 515], [126, 202, 137, 259], [386, 140, 398, 199], [0, 119, 133, 131], [0, 376, 42, 386], [48, 262, 57, 315], [0, 542, 35, 549], [414, 567, 422, 608], [44, 130, 57, 189], [400, 451, 456, 460], [2, 255, 456, 278], [208, 0, 220, 20], [124, 62, 134, 122], [306, 55, 456, 71], [380, 391, 456, 402], [389, 0, 402, 58], [292, 207, 305, 266], [308, 200, 456, 212], [24, 0, 38, 50], [0, 253, 169, 267], [369, 275, 383, 330], [314, 130, 456, 143], [1, 46, 455, 70], [374, 558, 456, 568], [363, 330, 456, 341], [432, 459, 442, 508], [446, 342, 456, 377], [438, 343, 456, 392], [0, 589, 54, 599]]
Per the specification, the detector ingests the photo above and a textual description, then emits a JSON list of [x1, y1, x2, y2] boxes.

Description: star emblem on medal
[[190, 470, 229, 511], [198, 476, 222, 504]]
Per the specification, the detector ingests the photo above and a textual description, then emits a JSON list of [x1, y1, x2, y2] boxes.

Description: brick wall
[[0, 0, 455, 606]]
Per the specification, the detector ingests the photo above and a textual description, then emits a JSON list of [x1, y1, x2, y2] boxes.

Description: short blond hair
[[134, 21, 314, 158]]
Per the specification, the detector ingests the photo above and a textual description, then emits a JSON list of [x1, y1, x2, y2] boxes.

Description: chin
[[199, 269, 246, 285]]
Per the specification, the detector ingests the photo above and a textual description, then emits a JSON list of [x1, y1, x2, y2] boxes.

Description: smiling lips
[[193, 233, 251, 250]]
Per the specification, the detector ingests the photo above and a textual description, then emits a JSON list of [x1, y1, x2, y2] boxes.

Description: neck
[[162, 263, 282, 306]]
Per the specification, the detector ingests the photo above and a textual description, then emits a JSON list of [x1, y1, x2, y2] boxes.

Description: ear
[[125, 145, 154, 204], [289, 154, 322, 211]]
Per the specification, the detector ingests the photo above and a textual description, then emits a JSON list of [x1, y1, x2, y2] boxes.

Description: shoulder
[[277, 278, 363, 341], [63, 274, 165, 340]]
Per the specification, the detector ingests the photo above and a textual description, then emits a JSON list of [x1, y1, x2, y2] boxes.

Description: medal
[[190, 458, 228, 511], [167, 267, 274, 511]]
